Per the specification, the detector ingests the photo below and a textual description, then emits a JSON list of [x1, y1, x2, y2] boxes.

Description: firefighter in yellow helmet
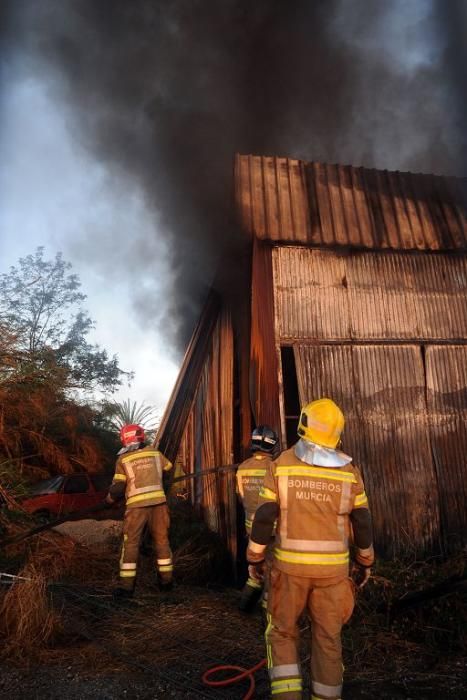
[[247, 399, 374, 700], [106, 424, 174, 598], [236, 425, 279, 612]]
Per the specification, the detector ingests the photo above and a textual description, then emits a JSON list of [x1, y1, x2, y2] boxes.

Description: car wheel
[[35, 510, 52, 524]]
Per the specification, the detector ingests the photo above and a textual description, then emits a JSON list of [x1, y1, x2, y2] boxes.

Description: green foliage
[[0, 248, 126, 482], [0, 247, 129, 394], [100, 399, 162, 441]]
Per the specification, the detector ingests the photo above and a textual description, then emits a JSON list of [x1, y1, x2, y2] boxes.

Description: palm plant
[[104, 399, 162, 440]]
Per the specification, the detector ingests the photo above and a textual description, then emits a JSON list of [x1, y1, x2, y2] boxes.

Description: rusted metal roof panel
[[294, 343, 440, 556], [426, 345, 467, 552], [273, 247, 467, 341], [235, 154, 467, 250]]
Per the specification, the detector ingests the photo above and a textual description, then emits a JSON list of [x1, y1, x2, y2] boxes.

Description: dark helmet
[[251, 425, 279, 453]]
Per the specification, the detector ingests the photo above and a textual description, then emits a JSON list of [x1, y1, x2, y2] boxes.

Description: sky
[[0, 66, 179, 408], [1, 0, 465, 411]]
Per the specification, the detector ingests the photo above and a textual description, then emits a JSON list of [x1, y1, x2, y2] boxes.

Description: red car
[[21, 473, 112, 521]]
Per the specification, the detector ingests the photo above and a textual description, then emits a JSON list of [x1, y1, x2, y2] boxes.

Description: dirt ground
[[1, 517, 466, 700]]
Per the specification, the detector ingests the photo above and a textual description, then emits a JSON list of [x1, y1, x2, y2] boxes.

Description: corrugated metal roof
[[235, 154, 467, 250], [273, 247, 467, 341]]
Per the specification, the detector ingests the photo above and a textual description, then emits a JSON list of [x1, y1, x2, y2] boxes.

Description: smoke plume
[[2, 0, 466, 350]]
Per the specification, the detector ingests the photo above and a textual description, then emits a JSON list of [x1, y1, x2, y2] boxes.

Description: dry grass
[[1, 512, 466, 697], [343, 552, 467, 684], [0, 532, 76, 660], [0, 563, 62, 659]]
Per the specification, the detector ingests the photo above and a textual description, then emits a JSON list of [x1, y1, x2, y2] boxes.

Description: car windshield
[[90, 474, 112, 492], [28, 476, 64, 496]]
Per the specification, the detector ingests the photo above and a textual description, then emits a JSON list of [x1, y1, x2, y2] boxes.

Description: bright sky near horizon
[[0, 72, 179, 410]]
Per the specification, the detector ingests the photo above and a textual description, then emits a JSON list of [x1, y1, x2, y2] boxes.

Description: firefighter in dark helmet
[[236, 425, 279, 612], [106, 424, 174, 598], [247, 399, 374, 700]]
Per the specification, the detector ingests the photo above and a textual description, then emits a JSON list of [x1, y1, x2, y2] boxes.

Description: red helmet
[[120, 424, 145, 446]]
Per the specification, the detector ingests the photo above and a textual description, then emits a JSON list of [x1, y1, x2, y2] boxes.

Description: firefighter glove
[[248, 560, 265, 583], [351, 562, 371, 589], [105, 494, 115, 506]]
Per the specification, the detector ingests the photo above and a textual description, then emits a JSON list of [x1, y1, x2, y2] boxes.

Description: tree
[[0, 326, 118, 478], [0, 247, 128, 394], [101, 399, 162, 442]]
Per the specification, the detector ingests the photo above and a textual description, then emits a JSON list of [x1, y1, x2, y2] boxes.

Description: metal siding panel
[[159, 302, 236, 562], [426, 346, 467, 551], [275, 247, 349, 340], [274, 247, 467, 342], [155, 292, 221, 461], [251, 241, 281, 429], [294, 344, 440, 555], [294, 344, 364, 461]]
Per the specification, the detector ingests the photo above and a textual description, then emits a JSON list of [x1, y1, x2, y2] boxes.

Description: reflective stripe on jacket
[[236, 453, 274, 534], [251, 445, 374, 580], [111, 445, 172, 508]]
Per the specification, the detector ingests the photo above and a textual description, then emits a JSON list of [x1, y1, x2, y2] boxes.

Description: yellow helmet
[[297, 398, 344, 449]]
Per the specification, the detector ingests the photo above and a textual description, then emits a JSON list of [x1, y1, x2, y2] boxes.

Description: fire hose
[[202, 658, 267, 700], [1, 462, 272, 698], [0, 463, 239, 548]]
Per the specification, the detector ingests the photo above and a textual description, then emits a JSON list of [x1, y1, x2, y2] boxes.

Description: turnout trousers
[[266, 568, 355, 699], [119, 503, 173, 590]]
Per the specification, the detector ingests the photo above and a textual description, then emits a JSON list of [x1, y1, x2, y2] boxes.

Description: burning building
[[155, 153, 467, 563]]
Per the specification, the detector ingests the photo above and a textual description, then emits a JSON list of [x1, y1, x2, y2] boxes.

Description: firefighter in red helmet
[[106, 424, 174, 598]]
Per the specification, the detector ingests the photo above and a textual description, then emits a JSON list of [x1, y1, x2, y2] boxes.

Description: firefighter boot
[[238, 580, 263, 613], [112, 586, 134, 600], [159, 580, 173, 592]]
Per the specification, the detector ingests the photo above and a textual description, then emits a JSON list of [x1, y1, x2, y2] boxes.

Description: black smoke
[[2, 0, 466, 350]]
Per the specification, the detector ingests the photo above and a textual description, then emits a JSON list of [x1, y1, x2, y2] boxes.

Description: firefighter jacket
[[236, 453, 275, 535], [109, 445, 172, 509], [248, 444, 374, 581]]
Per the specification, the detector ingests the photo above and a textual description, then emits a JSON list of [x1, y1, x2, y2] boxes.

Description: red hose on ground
[[202, 658, 266, 700]]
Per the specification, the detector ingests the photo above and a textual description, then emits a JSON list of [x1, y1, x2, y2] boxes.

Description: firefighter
[[106, 424, 174, 598], [247, 399, 374, 700], [236, 425, 279, 612]]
